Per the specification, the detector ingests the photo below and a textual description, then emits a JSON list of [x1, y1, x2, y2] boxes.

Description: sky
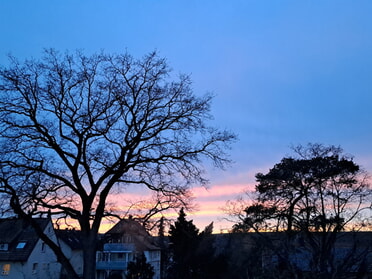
[[1, 1, 371, 233]]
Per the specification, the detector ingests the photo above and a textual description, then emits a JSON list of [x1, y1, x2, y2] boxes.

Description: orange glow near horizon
[[104, 182, 254, 233], [53, 182, 254, 234]]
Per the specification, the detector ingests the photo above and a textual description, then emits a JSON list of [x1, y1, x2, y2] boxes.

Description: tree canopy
[[126, 253, 155, 279], [167, 208, 227, 279], [168, 208, 200, 279], [229, 144, 371, 279], [0, 49, 235, 279], [234, 144, 371, 233]]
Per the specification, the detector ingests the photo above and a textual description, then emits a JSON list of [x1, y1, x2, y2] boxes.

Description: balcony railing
[[96, 260, 128, 270], [103, 243, 134, 252]]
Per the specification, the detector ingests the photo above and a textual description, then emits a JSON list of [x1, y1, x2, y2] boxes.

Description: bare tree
[[105, 189, 197, 233], [0, 49, 235, 279]]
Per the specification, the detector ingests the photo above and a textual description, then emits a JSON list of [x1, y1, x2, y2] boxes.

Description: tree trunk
[[82, 231, 98, 279]]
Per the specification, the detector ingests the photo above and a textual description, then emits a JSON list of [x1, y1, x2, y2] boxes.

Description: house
[[0, 218, 61, 279], [211, 231, 372, 279], [96, 218, 161, 279], [258, 232, 372, 275], [56, 229, 84, 278]]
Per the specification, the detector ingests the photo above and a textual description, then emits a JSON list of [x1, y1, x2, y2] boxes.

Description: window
[[32, 263, 38, 274], [16, 241, 27, 249], [97, 252, 102, 261], [151, 251, 160, 259], [2, 264, 10, 275], [0, 244, 8, 251], [124, 235, 132, 243], [41, 242, 46, 253]]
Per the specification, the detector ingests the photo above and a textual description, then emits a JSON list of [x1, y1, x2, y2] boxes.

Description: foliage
[[126, 253, 155, 279], [0, 49, 235, 279], [235, 144, 371, 233], [167, 208, 200, 279], [230, 144, 371, 279], [167, 208, 228, 279]]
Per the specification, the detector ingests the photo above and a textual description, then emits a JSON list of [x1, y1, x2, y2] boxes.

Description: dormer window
[[16, 241, 27, 249], [0, 243, 8, 251]]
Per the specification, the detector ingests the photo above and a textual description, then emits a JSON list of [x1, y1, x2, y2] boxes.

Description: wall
[[0, 221, 61, 279]]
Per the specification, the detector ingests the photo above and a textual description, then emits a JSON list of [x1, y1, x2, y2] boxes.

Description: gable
[[104, 219, 160, 252], [0, 218, 49, 262], [55, 229, 84, 250]]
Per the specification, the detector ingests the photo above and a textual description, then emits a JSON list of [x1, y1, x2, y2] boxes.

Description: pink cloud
[[99, 181, 257, 233], [192, 184, 250, 198]]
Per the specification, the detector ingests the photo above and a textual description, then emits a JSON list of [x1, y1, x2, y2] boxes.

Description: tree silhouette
[[232, 144, 371, 278], [168, 208, 199, 279], [167, 208, 228, 279], [126, 253, 154, 279], [0, 49, 235, 279]]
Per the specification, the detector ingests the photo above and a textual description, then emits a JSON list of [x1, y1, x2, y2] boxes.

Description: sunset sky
[[1, 1, 371, 233]]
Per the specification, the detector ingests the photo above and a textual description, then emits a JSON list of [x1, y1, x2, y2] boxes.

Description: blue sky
[[1, 1, 371, 232]]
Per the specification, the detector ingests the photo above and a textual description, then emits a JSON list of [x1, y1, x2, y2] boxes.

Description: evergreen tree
[[168, 208, 199, 279], [126, 253, 154, 279], [168, 209, 229, 279]]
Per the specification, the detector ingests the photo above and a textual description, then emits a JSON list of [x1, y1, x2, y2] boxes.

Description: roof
[[0, 218, 50, 261], [106, 218, 147, 236], [55, 229, 84, 250], [211, 231, 372, 272], [104, 219, 160, 252]]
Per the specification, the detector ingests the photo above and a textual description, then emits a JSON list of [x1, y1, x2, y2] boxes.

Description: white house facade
[[56, 229, 84, 278], [96, 218, 161, 279], [0, 218, 61, 279]]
